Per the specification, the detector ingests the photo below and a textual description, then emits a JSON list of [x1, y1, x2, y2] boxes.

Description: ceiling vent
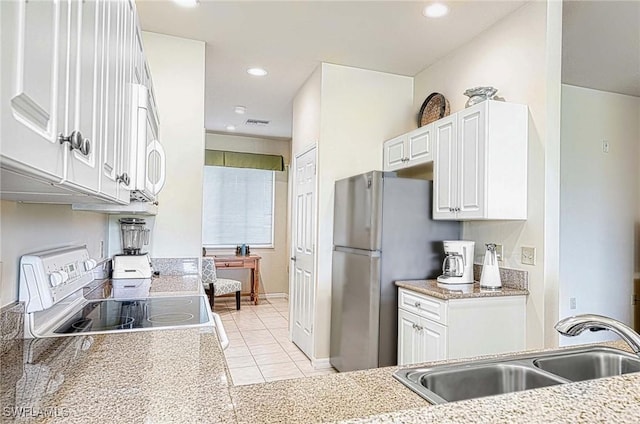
[[245, 119, 270, 127]]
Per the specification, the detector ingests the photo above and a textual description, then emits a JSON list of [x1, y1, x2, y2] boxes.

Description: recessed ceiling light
[[423, 3, 449, 18], [234, 106, 247, 114], [172, 0, 199, 7], [247, 67, 268, 77], [226, 125, 236, 131]]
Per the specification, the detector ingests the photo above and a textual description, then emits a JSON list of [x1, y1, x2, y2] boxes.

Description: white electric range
[[18, 246, 225, 344]]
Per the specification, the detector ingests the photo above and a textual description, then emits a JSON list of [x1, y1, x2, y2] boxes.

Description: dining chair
[[202, 257, 241, 310]]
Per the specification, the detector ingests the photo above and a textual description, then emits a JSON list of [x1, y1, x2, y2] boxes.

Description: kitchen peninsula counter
[[2, 275, 640, 423]]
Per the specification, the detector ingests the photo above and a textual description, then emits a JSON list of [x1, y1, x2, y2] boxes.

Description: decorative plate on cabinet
[[417, 93, 450, 127]]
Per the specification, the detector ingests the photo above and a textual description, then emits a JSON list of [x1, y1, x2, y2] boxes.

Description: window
[[202, 166, 275, 247]]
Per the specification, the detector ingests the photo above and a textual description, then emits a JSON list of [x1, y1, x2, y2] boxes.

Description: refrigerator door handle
[[365, 175, 372, 230]]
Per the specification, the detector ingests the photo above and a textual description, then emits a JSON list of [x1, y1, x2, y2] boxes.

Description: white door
[[397, 309, 422, 366], [64, 0, 101, 193], [382, 135, 406, 171], [407, 124, 433, 165], [1, 0, 66, 182], [420, 318, 448, 362], [457, 105, 485, 219], [290, 147, 316, 358], [433, 115, 457, 219], [98, 0, 120, 200]]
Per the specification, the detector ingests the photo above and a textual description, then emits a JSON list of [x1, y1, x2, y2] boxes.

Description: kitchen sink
[[404, 363, 566, 404], [533, 347, 640, 381], [394, 346, 640, 404]]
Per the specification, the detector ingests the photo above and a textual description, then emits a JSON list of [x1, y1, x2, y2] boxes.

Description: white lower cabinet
[[397, 287, 526, 366], [398, 309, 447, 365]]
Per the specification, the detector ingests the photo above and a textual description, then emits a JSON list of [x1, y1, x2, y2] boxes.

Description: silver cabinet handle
[[59, 130, 90, 156], [117, 173, 130, 185], [78, 137, 91, 156], [414, 301, 421, 308]]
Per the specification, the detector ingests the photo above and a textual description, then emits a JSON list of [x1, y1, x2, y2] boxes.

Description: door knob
[[290, 257, 297, 262]]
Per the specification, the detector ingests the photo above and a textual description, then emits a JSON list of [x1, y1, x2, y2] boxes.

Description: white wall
[[559, 85, 639, 344], [142, 32, 206, 259], [205, 133, 291, 294], [292, 63, 414, 360], [0, 201, 108, 307], [412, 1, 558, 349]]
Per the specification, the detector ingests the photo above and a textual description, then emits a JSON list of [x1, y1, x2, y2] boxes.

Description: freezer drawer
[[330, 247, 381, 372]]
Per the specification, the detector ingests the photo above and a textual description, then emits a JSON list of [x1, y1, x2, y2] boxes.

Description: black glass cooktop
[[54, 296, 210, 334]]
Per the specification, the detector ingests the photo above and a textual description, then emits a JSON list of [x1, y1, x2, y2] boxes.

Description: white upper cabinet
[[1, 0, 66, 183], [433, 101, 528, 221], [1, 0, 157, 205], [383, 135, 406, 171], [383, 124, 433, 171], [63, 0, 102, 194]]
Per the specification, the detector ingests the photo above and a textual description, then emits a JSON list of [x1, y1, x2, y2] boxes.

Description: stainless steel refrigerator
[[330, 171, 460, 372]]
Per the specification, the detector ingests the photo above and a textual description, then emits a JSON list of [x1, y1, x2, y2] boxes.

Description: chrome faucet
[[555, 314, 640, 355]]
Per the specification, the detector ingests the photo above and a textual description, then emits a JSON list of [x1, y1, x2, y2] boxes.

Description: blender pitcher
[[119, 218, 150, 255]]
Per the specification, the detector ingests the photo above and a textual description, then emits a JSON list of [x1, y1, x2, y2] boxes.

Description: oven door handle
[[211, 312, 229, 350]]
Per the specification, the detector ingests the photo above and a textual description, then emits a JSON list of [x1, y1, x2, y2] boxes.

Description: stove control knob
[[49, 271, 67, 286], [84, 259, 97, 271]]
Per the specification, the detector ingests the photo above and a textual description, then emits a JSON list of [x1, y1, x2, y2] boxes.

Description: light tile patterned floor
[[213, 296, 336, 385]]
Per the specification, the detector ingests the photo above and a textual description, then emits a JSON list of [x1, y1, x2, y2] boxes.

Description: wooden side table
[[212, 254, 262, 305]]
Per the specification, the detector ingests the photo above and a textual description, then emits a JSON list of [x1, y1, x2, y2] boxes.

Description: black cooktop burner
[[54, 296, 209, 334]]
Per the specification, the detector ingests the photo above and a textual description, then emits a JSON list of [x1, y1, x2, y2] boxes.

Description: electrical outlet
[[521, 246, 536, 265], [495, 244, 504, 262], [570, 297, 577, 310], [602, 140, 609, 153]]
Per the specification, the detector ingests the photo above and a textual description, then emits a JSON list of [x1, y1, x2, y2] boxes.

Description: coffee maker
[[436, 240, 475, 285], [112, 218, 152, 280]]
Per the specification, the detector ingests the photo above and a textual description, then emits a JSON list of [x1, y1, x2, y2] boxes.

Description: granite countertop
[[3, 275, 640, 423], [396, 279, 529, 300]]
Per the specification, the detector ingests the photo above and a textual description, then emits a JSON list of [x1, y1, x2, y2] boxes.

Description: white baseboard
[[264, 292, 288, 300], [311, 357, 333, 370]]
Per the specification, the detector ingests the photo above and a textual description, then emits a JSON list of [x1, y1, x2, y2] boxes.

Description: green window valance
[[205, 150, 285, 171]]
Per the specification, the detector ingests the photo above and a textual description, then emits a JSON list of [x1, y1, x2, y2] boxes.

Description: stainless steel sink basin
[[533, 347, 640, 381], [394, 346, 640, 404], [410, 363, 566, 404]]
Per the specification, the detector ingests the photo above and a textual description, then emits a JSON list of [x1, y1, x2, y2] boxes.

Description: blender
[[112, 218, 152, 280], [119, 218, 150, 255]]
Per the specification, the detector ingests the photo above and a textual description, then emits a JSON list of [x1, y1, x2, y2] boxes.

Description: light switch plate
[[521, 246, 536, 265]]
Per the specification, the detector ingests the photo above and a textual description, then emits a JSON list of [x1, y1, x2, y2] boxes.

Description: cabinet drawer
[[217, 260, 244, 268], [399, 288, 448, 324]]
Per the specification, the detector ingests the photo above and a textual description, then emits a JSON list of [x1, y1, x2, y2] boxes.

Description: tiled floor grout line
[[214, 298, 336, 384]]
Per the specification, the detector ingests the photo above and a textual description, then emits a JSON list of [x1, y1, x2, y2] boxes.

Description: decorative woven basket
[[417, 93, 450, 127]]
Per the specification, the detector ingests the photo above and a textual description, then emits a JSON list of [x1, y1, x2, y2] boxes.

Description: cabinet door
[[383, 135, 406, 171], [433, 115, 457, 219], [115, 0, 135, 204], [1, 0, 65, 182], [398, 309, 423, 366], [64, 0, 101, 193], [98, 0, 120, 200], [419, 317, 448, 362], [407, 124, 433, 165], [457, 105, 486, 219]]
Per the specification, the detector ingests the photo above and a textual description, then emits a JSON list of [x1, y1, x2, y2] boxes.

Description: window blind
[[202, 166, 274, 247]]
